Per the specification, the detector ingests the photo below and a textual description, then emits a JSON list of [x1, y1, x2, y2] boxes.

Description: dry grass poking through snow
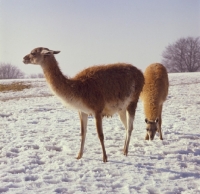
[[0, 82, 31, 92]]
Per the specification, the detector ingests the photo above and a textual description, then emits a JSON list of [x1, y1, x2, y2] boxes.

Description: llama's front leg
[[76, 111, 88, 159], [158, 106, 163, 140], [158, 117, 163, 140], [95, 113, 107, 162]]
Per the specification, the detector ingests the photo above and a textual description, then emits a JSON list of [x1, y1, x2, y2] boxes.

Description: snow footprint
[[24, 175, 38, 181], [45, 145, 62, 152]]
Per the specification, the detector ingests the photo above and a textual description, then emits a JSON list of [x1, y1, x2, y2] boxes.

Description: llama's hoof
[[103, 156, 108, 162], [123, 148, 128, 156], [76, 153, 82, 160]]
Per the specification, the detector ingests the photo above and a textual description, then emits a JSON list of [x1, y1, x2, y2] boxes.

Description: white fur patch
[[47, 84, 94, 115], [102, 95, 133, 116], [60, 95, 94, 115]]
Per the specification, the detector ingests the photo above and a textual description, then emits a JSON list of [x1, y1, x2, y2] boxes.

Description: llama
[[23, 47, 144, 162], [140, 63, 169, 140]]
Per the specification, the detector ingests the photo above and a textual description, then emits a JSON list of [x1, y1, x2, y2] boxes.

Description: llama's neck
[[40, 57, 92, 113], [144, 101, 159, 121], [41, 57, 71, 96]]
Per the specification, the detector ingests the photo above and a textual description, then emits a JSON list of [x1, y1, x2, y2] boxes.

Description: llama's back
[[141, 63, 168, 103], [140, 63, 169, 120], [73, 63, 144, 102]]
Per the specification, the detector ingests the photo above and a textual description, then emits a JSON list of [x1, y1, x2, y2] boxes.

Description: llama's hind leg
[[77, 111, 88, 159], [95, 113, 107, 162], [118, 110, 127, 129], [118, 110, 128, 153], [123, 101, 137, 156]]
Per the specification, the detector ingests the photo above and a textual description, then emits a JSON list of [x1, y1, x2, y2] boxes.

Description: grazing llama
[[23, 47, 144, 162], [140, 63, 169, 140]]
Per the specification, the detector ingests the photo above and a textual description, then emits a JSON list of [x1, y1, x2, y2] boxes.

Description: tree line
[[0, 36, 200, 79], [0, 63, 44, 79]]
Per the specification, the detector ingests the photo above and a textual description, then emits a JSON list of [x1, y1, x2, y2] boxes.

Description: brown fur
[[23, 47, 144, 162], [140, 63, 169, 140]]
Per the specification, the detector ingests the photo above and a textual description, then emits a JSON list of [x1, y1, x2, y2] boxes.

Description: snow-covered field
[[0, 73, 200, 194]]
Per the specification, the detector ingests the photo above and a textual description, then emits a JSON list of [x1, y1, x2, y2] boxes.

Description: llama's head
[[145, 118, 158, 140], [23, 47, 60, 65]]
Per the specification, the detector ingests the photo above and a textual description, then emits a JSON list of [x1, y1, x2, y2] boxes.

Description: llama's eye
[[31, 53, 36, 56], [146, 128, 149, 131]]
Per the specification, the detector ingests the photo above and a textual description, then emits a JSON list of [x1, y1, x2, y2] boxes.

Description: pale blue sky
[[1, 0, 200, 76]]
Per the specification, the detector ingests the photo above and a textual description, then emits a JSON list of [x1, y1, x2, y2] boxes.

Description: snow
[[0, 73, 200, 194]]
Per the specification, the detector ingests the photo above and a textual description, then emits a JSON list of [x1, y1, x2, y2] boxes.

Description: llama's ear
[[53, 51, 60, 54], [41, 50, 52, 55], [41, 50, 60, 55], [145, 118, 148, 123]]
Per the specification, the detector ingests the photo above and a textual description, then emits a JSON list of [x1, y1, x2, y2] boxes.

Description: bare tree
[[0, 63, 24, 79], [162, 37, 200, 72]]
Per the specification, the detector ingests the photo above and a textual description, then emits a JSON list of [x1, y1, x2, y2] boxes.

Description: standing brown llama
[[23, 47, 144, 162], [140, 63, 169, 140]]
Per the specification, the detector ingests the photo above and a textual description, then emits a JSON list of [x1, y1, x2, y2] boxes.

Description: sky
[[0, 0, 200, 77]]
